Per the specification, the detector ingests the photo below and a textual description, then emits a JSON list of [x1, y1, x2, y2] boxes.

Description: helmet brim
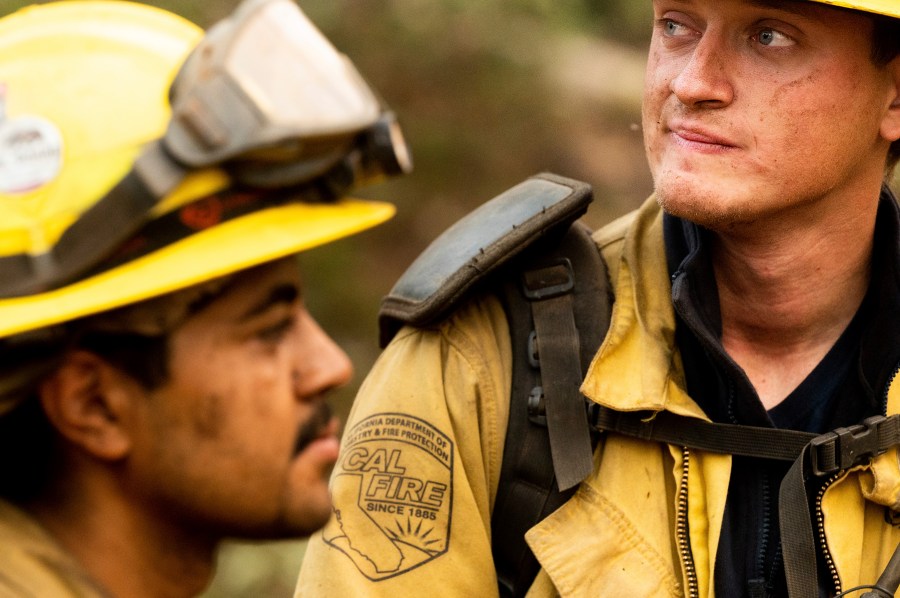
[[0, 198, 394, 338], [810, 0, 900, 18]]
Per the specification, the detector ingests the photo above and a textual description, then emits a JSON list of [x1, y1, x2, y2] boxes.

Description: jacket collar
[[580, 196, 707, 419], [581, 186, 900, 420]]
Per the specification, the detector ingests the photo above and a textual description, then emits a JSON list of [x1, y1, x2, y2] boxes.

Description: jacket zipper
[[880, 361, 900, 416], [676, 446, 700, 598], [814, 472, 842, 595], [810, 363, 900, 595], [757, 472, 771, 583]]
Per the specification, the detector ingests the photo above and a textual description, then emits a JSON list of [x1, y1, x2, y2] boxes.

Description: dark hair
[[0, 393, 58, 503], [75, 331, 170, 390], [872, 14, 900, 174], [872, 15, 900, 65], [0, 333, 65, 502]]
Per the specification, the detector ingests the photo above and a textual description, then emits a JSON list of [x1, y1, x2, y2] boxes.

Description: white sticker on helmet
[[0, 109, 63, 194]]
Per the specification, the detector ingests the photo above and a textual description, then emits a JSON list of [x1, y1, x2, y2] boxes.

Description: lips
[[293, 402, 339, 456], [668, 120, 738, 149]]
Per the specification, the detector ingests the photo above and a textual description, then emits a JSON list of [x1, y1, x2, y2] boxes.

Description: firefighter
[[0, 0, 409, 596]]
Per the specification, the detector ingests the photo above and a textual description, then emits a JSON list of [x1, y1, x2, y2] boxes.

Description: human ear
[[38, 351, 136, 461], [881, 57, 900, 143]]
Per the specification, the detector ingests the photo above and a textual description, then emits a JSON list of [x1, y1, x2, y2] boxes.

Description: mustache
[[293, 401, 335, 455]]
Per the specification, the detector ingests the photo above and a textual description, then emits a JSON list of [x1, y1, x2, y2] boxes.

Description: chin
[[270, 491, 335, 539], [267, 515, 332, 540], [297, 508, 334, 536], [655, 177, 759, 230], [209, 489, 334, 541], [231, 510, 332, 541]]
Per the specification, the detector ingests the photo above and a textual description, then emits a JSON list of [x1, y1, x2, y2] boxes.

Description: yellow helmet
[[0, 0, 404, 339], [810, 0, 900, 18]]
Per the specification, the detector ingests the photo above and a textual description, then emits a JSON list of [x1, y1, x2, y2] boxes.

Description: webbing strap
[[0, 170, 159, 298], [590, 407, 816, 461], [779, 452, 818, 598], [524, 262, 594, 492]]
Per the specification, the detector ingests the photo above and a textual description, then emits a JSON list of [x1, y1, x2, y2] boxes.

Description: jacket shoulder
[[378, 173, 594, 346], [0, 500, 104, 598]]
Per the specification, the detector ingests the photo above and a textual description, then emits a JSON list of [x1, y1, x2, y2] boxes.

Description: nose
[[670, 32, 734, 108], [292, 311, 354, 401]]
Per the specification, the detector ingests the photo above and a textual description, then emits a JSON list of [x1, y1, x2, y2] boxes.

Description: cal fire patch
[[323, 413, 453, 580]]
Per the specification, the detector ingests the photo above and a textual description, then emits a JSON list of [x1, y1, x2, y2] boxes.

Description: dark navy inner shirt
[[662, 191, 900, 598]]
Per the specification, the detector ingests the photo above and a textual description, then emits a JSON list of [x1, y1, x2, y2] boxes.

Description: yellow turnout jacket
[[296, 197, 900, 597]]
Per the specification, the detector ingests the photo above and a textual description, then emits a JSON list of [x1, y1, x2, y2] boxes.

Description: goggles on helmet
[[0, 0, 411, 298]]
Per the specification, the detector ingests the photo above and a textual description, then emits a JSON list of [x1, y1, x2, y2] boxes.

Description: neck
[[712, 192, 878, 409], [27, 465, 217, 598]]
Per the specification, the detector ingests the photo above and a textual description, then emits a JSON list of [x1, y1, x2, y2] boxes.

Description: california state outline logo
[[322, 412, 453, 579]]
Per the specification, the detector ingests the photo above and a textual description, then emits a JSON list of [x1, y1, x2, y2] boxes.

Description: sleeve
[[295, 295, 512, 597]]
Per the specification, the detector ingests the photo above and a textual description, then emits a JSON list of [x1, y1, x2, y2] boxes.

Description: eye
[[659, 18, 693, 39], [256, 317, 295, 344], [755, 28, 794, 48]]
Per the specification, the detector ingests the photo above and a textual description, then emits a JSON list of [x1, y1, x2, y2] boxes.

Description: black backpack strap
[[589, 407, 817, 461], [492, 221, 612, 598]]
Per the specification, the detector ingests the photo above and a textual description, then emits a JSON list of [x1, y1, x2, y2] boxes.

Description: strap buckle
[[809, 415, 890, 476], [521, 258, 575, 301]]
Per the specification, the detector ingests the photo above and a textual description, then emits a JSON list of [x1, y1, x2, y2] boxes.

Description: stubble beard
[[654, 175, 759, 233]]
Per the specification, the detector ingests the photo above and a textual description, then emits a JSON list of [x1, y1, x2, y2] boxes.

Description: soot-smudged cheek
[[191, 392, 225, 438]]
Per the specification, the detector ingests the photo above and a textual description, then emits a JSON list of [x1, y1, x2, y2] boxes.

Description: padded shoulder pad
[[378, 172, 592, 346]]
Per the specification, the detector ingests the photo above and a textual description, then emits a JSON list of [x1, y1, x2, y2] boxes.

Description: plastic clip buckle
[[809, 415, 888, 476]]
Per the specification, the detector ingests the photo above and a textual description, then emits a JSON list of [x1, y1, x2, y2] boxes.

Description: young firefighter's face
[[127, 258, 352, 538], [643, 0, 900, 230]]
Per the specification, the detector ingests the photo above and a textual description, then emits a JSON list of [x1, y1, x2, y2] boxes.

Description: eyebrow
[[239, 283, 301, 321]]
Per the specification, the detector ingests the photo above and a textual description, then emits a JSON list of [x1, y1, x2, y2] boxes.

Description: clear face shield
[[0, 0, 411, 298]]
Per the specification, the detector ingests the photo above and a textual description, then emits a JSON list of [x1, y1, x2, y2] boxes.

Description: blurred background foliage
[[7, 0, 897, 595]]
